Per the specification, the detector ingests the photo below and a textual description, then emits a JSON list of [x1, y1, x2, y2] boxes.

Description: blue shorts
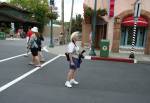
[[69, 58, 81, 70]]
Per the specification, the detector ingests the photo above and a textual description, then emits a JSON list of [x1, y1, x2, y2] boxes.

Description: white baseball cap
[[31, 27, 38, 32]]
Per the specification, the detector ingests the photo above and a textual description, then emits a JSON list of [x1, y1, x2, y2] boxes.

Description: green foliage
[[97, 8, 107, 16], [47, 12, 59, 20], [9, 0, 56, 32], [0, 23, 10, 34], [84, 5, 93, 17]]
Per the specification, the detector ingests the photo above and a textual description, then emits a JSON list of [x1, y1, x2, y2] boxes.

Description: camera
[[78, 50, 86, 60], [65, 50, 86, 61]]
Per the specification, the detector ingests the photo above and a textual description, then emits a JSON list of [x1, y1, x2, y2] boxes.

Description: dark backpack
[[36, 35, 44, 46]]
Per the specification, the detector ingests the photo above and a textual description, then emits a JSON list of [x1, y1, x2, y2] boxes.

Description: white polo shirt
[[67, 42, 79, 58]]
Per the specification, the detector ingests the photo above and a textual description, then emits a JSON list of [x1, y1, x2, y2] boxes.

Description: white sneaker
[[35, 64, 41, 67], [70, 79, 79, 85], [65, 81, 72, 88]]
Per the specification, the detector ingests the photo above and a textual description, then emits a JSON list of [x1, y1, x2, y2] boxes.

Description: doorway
[[95, 24, 107, 49]]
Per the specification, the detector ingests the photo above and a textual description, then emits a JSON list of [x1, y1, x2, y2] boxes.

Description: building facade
[[0, 2, 38, 37], [82, 0, 150, 55]]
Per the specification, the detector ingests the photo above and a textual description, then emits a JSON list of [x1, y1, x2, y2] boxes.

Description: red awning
[[122, 16, 148, 27]]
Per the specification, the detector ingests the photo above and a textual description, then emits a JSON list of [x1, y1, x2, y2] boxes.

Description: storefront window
[[120, 26, 147, 47], [120, 27, 126, 46]]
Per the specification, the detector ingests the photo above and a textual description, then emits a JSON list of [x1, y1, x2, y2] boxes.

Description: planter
[[83, 5, 93, 24], [84, 16, 91, 24]]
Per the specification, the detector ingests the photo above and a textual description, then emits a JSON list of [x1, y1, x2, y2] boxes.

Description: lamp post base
[[89, 49, 96, 56], [129, 53, 135, 59]]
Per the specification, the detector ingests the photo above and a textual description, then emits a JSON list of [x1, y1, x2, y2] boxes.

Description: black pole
[[49, 0, 54, 47]]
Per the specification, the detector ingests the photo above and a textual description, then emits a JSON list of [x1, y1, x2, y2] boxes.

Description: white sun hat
[[70, 31, 80, 40], [31, 27, 38, 33]]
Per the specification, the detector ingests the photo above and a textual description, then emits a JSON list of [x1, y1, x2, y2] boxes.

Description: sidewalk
[[45, 41, 150, 64], [6, 37, 24, 40]]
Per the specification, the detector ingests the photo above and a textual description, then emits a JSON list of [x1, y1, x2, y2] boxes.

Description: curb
[[60, 54, 136, 63], [85, 56, 136, 63]]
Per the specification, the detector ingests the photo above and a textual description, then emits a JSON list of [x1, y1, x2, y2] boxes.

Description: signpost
[[129, 0, 141, 59]]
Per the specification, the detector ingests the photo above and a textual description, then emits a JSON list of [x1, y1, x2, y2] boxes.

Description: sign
[[102, 46, 108, 51], [134, 0, 141, 18], [109, 0, 115, 17]]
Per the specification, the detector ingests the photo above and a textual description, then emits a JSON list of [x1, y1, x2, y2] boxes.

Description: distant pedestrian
[[26, 26, 32, 42], [16, 28, 21, 38], [20, 26, 25, 38], [28, 27, 41, 67], [59, 32, 64, 45], [65, 31, 82, 88], [25, 26, 32, 57]]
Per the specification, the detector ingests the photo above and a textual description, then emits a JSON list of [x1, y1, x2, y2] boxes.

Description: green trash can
[[100, 39, 110, 57], [0, 32, 6, 40]]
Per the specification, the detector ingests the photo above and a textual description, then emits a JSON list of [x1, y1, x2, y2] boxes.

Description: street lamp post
[[129, 0, 141, 59], [89, 0, 97, 56], [49, 16, 54, 47], [49, 0, 54, 48]]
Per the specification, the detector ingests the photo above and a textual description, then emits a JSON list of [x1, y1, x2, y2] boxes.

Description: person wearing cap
[[28, 27, 41, 67], [65, 31, 81, 88]]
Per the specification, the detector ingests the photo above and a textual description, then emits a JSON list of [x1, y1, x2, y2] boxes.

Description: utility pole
[[61, 0, 65, 44], [89, 0, 97, 56], [129, 0, 141, 58]]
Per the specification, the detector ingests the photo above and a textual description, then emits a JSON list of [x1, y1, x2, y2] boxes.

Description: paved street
[[0, 39, 150, 103]]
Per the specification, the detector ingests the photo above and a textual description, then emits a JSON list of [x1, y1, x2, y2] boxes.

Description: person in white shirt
[[65, 32, 81, 88]]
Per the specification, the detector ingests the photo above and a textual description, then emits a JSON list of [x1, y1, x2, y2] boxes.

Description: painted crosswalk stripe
[[0, 53, 29, 63]]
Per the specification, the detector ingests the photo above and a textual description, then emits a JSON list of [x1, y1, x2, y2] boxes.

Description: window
[[120, 26, 147, 47]]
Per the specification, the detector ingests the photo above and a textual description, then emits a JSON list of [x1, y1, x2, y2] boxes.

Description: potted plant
[[83, 5, 93, 24], [97, 8, 107, 17]]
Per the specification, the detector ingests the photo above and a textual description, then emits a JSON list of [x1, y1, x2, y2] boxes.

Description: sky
[[54, 0, 84, 22], [0, 0, 84, 22]]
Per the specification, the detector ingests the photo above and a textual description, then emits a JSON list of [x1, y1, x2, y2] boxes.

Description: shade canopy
[[122, 16, 148, 27]]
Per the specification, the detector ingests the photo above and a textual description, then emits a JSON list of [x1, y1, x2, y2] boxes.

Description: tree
[[10, 0, 52, 32], [71, 14, 82, 33]]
